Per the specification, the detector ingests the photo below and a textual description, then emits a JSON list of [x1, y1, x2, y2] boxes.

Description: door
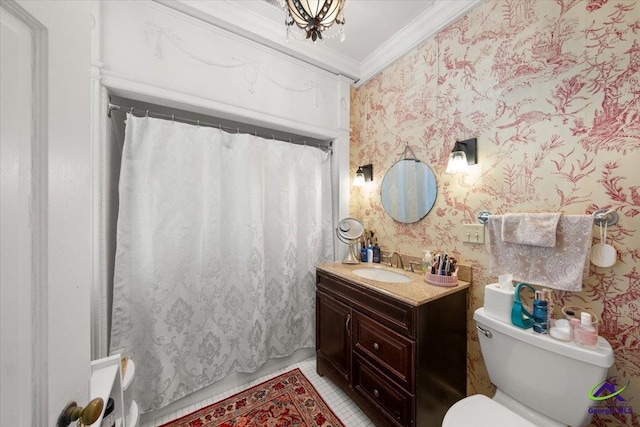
[[316, 291, 351, 382], [0, 1, 92, 425]]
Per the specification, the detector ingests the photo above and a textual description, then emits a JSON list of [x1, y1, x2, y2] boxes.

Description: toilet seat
[[443, 395, 537, 427]]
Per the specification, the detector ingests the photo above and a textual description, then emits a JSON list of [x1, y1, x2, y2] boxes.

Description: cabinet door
[[316, 292, 351, 381]]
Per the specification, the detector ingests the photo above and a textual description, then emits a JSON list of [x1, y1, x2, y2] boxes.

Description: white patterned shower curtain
[[109, 114, 334, 413]]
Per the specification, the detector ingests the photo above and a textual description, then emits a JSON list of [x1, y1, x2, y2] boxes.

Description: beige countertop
[[316, 261, 470, 307]]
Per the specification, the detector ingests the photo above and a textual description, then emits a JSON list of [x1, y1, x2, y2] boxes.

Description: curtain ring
[[237, 128, 240, 134], [129, 107, 134, 114], [145, 110, 149, 117], [171, 114, 175, 122], [218, 124, 222, 133], [197, 120, 200, 127]]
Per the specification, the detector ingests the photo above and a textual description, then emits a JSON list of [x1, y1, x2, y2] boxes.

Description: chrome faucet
[[389, 252, 404, 270]]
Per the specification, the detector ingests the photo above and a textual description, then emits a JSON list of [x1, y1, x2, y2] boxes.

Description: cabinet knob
[[373, 389, 380, 398], [373, 342, 380, 351]]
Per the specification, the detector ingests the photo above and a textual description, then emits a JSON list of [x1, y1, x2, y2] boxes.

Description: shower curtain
[[109, 114, 334, 412]]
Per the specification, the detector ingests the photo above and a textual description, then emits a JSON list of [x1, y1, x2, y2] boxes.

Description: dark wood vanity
[[316, 263, 469, 427]]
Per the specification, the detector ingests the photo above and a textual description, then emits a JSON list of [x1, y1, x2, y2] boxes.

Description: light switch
[[462, 224, 485, 244]]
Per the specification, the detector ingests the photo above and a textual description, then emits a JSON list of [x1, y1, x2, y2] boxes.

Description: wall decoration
[[142, 23, 322, 103], [350, 1, 639, 425]]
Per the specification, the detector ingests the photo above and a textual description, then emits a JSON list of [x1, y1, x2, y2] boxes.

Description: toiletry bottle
[[532, 290, 548, 334], [360, 239, 367, 262], [372, 239, 381, 263], [575, 312, 598, 346], [367, 242, 373, 263], [543, 288, 554, 330], [422, 250, 432, 274]]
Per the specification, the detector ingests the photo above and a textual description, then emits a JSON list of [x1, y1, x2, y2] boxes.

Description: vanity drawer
[[353, 312, 414, 390], [353, 356, 414, 427]]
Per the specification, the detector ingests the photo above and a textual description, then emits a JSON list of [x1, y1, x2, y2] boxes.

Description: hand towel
[[488, 214, 593, 291], [501, 212, 561, 247]]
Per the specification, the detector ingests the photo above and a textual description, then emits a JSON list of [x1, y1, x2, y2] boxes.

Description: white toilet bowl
[[442, 394, 536, 427]]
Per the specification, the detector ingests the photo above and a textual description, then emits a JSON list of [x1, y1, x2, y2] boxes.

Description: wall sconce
[[445, 138, 477, 173], [353, 164, 373, 186]]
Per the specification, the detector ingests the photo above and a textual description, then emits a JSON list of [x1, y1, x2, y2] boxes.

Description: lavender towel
[[489, 214, 593, 291]]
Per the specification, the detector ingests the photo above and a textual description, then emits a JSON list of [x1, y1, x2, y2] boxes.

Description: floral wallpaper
[[349, 1, 639, 425]]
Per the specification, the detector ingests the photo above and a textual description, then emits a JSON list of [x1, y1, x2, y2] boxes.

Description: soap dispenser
[[422, 250, 432, 274]]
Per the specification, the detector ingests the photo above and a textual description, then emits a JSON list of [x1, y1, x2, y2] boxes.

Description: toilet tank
[[474, 307, 614, 427]]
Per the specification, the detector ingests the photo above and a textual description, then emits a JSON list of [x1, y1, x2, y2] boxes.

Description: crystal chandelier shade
[[286, 0, 345, 41]]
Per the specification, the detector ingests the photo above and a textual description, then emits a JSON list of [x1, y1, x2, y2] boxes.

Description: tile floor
[[142, 356, 374, 427]]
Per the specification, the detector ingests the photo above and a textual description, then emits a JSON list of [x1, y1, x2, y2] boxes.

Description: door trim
[[1, 1, 48, 425]]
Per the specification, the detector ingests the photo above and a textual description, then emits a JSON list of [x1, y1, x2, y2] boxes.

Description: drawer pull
[[373, 342, 380, 351], [346, 313, 351, 335], [373, 389, 380, 398]]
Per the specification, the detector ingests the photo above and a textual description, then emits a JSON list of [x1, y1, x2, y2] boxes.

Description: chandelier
[[285, 0, 346, 42]]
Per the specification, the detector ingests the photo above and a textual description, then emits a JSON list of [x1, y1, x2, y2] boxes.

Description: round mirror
[[380, 159, 437, 223]]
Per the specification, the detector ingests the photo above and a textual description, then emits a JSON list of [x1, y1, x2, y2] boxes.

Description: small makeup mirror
[[380, 157, 437, 224]]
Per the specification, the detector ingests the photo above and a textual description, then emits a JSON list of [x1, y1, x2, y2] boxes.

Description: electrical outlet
[[462, 224, 485, 244]]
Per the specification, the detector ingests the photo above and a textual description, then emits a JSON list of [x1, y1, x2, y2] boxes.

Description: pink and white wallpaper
[[350, 1, 639, 425]]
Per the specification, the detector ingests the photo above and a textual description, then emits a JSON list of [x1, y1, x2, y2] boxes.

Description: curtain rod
[[107, 102, 333, 152]]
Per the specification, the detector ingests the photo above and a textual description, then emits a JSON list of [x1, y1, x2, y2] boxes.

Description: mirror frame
[[380, 159, 437, 223]]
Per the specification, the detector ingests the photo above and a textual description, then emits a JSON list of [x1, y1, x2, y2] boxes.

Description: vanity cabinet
[[316, 269, 467, 427]]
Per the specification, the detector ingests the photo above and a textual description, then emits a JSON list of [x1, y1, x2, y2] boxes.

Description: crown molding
[[355, 0, 482, 87]]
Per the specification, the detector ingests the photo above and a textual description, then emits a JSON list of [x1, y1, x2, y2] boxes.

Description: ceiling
[[156, 0, 481, 86]]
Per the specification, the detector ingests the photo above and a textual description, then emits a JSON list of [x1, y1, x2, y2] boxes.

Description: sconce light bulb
[[353, 167, 365, 186], [446, 150, 469, 174]]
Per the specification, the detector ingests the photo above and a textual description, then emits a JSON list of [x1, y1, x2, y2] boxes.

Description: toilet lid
[[443, 395, 537, 427]]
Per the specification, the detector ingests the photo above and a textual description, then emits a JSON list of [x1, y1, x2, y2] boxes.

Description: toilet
[[443, 307, 614, 427]]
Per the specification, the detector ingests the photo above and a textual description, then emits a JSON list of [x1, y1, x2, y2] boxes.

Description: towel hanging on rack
[[488, 214, 593, 291], [501, 212, 561, 247]]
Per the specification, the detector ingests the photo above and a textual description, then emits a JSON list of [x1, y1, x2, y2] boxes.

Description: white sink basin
[[352, 267, 412, 283]]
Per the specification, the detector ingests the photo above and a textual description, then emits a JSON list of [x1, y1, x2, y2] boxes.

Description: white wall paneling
[[100, 0, 350, 141]]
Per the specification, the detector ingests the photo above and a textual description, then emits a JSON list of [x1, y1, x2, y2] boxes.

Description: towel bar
[[593, 209, 618, 227], [477, 210, 491, 224], [478, 209, 618, 227]]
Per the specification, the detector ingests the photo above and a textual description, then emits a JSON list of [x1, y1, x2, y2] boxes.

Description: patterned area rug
[[159, 368, 345, 427]]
